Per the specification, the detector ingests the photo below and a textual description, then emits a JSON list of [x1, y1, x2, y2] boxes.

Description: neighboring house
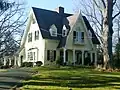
[[18, 6, 100, 66]]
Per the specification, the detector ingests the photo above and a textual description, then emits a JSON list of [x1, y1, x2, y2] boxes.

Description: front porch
[[59, 49, 97, 66]]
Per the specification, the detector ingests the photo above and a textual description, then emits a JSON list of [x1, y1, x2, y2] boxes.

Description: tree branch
[[112, 11, 120, 19], [101, 0, 106, 8]]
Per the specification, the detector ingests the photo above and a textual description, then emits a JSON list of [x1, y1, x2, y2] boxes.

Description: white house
[[14, 6, 100, 67]]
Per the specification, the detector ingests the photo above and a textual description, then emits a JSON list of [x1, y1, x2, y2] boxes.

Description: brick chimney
[[55, 6, 64, 15]]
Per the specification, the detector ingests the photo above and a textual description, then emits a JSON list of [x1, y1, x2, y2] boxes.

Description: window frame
[[47, 50, 56, 61], [73, 31, 84, 43], [50, 28, 57, 37], [28, 33, 32, 42], [35, 30, 39, 40]]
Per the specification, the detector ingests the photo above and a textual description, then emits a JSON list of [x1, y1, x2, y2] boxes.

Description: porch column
[[14, 56, 17, 66], [9, 58, 11, 65], [95, 52, 97, 66], [63, 48, 66, 64], [4, 57, 7, 66], [73, 49, 75, 65], [82, 50, 84, 65], [90, 52, 93, 63]]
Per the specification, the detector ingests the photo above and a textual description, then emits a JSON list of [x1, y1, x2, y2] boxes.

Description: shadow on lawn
[[23, 67, 120, 89]]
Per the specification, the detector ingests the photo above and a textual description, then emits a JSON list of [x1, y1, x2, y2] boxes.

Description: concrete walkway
[[0, 68, 33, 90]]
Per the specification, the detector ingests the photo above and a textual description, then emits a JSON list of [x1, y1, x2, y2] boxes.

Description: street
[[0, 68, 32, 90]]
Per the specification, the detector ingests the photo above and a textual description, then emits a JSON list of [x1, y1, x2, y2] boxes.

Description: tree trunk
[[102, 2, 109, 69], [102, 0, 113, 69], [108, 0, 113, 68], [103, 16, 109, 69]]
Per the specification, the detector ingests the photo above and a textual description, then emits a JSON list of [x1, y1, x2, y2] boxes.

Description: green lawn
[[21, 66, 120, 90]]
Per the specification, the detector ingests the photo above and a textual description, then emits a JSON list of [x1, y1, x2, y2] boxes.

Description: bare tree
[[0, 0, 27, 57], [73, 0, 120, 69]]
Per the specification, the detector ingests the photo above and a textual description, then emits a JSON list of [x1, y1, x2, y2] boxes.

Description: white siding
[[24, 22, 45, 65]]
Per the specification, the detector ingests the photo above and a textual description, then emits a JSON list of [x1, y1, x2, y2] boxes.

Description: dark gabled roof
[[82, 16, 100, 44], [32, 7, 71, 40], [32, 7, 100, 49]]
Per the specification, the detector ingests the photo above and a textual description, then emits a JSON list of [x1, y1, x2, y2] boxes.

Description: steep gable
[[20, 9, 34, 46], [82, 16, 100, 44], [65, 12, 100, 49]]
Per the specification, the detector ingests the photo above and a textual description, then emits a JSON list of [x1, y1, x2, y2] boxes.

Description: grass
[[21, 66, 120, 90], [0, 69, 7, 72]]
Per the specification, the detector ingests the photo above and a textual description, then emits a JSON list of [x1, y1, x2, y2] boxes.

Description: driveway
[[0, 68, 33, 90]]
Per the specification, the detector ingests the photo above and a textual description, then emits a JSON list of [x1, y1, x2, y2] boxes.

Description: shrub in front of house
[[21, 62, 33, 67], [1, 65, 10, 69], [36, 61, 43, 66], [56, 56, 63, 66]]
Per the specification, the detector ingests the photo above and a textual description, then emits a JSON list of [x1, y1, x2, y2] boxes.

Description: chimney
[[55, 6, 64, 15]]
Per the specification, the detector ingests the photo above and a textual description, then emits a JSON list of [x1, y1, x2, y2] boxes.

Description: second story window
[[73, 31, 84, 43], [35, 31, 39, 40], [28, 33, 32, 42]]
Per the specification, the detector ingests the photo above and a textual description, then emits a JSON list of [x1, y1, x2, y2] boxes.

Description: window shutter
[[73, 31, 76, 37], [37, 31, 39, 39], [54, 50, 56, 61], [81, 32, 84, 42], [73, 31, 76, 40], [47, 50, 50, 60], [35, 31, 36, 40]]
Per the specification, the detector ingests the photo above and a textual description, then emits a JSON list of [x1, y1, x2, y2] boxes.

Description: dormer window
[[49, 24, 57, 37], [62, 25, 68, 37]]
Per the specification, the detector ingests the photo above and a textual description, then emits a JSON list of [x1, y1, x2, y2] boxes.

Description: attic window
[[32, 18, 35, 24], [49, 24, 57, 37]]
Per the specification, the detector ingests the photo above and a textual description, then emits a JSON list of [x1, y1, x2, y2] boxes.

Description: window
[[50, 28, 57, 36], [28, 52, 33, 61], [49, 25, 57, 37], [28, 33, 32, 42], [35, 31, 39, 40], [47, 50, 56, 61], [33, 52, 35, 60], [28, 52, 30, 60], [32, 18, 35, 24], [62, 25, 68, 37], [73, 31, 84, 43]]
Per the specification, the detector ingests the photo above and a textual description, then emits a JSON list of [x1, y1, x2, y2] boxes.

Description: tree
[[0, 0, 26, 57], [0, 0, 15, 11], [73, 0, 120, 69]]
